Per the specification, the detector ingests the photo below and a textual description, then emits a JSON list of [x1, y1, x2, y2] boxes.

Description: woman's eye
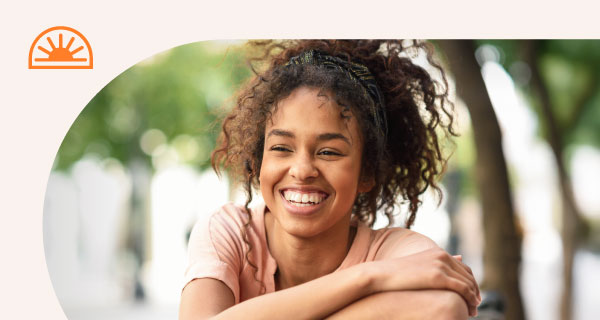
[[270, 146, 291, 152], [318, 150, 341, 156]]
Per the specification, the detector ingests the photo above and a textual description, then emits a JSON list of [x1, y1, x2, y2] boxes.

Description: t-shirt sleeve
[[373, 228, 440, 260], [182, 204, 247, 303]]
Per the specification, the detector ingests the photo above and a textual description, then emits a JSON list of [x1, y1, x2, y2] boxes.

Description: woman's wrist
[[353, 261, 381, 296], [358, 257, 414, 294]]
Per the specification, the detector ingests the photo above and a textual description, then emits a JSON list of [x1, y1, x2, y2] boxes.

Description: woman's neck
[[264, 210, 357, 290]]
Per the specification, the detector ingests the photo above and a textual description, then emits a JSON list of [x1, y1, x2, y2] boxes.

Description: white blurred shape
[[45, 157, 132, 308], [151, 145, 180, 170], [521, 230, 562, 320], [573, 250, 600, 320], [372, 188, 450, 249], [44, 171, 80, 304], [231, 184, 264, 209], [475, 44, 501, 66], [140, 129, 167, 156], [145, 166, 229, 305], [409, 189, 450, 249], [571, 146, 600, 218]]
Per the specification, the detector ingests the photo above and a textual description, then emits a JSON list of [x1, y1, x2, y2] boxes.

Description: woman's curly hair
[[212, 39, 455, 230]]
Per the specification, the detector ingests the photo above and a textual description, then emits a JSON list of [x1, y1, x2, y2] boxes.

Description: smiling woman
[[179, 40, 480, 319]]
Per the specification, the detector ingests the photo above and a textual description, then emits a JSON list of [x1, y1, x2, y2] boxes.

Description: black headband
[[286, 50, 388, 138]]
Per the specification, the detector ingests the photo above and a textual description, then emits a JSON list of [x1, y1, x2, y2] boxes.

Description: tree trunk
[[437, 40, 525, 320], [523, 40, 584, 320]]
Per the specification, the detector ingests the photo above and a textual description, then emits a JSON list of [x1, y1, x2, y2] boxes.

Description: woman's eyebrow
[[317, 133, 351, 145], [266, 129, 351, 145], [267, 129, 294, 138]]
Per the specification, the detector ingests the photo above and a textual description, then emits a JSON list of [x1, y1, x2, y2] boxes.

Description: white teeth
[[283, 190, 326, 206], [301, 194, 309, 203]]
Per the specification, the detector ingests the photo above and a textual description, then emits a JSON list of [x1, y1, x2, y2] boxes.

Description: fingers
[[445, 277, 478, 317], [444, 267, 480, 310], [451, 255, 481, 302], [439, 252, 481, 312], [461, 262, 481, 302], [381, 248, 481, 311], [470, 305, 478, 317]]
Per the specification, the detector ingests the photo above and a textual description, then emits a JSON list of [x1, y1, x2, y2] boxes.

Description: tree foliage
[[56, 41, 252, 171], [479, 40, 600, 160]]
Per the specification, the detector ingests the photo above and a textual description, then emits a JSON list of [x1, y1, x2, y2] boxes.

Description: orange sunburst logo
[[29, 26, 93, 69]]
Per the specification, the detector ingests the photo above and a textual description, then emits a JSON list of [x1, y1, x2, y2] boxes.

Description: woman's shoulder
[[369, 226, 439, 260], [209, 202, 250, 227], [187, 203, 268, 268], [200, 202, 265, 229], [189, 202, 266, 248]]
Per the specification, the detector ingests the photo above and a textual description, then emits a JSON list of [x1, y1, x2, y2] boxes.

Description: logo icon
[[29, 26, 93, 69]]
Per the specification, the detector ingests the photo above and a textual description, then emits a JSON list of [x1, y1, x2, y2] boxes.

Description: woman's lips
[[279, 189, 329, 215], [281, 189, 328, 205]]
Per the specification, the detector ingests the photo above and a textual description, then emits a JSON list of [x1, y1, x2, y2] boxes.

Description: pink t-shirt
[[183, 203, 437, 303]]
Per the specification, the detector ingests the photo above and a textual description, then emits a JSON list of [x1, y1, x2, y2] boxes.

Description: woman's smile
[[281, 189, 328, 207], [278, 188, 330, 216]]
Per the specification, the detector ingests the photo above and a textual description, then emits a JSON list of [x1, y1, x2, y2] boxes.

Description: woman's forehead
[[267, 87, 361, 143]]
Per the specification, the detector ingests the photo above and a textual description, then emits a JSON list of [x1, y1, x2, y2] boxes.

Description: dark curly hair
[[211, 40, 455, 290]]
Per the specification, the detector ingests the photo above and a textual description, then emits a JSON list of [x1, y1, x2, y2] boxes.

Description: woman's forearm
[[207, 248, 479, 319], [325, 290, 470, 320], [211, 263, 375, 320]]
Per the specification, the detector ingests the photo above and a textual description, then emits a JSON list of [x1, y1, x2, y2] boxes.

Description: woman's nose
[[289, 153, 318, 181]]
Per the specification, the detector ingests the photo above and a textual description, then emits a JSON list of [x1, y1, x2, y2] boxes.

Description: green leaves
[[56, 41, 251, 171]]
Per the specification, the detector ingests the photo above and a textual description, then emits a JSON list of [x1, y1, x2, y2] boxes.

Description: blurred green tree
[[438, 40, 525, 320], [518, 40, 599, 320], [461, 39, 600, 320], [56, 41, 251, 171]]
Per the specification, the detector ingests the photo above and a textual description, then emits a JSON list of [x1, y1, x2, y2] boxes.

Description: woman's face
[[259, 86, 371, 239]]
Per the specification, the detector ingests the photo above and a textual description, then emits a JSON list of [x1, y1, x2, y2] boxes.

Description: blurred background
[[43, 40, 600, 320]]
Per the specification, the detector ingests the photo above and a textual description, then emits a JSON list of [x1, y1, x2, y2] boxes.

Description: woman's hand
[[366, 247, 481, 317]]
